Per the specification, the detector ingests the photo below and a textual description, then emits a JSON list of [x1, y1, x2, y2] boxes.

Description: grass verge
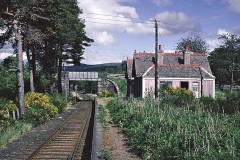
[[100, 149, 112, 160], [0, 121, 33, 148], [97, 98, 113, 159]]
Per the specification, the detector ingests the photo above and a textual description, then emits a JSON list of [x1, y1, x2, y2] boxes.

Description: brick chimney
[[158, 45, 163, 65], [183, 44, 190, 64]]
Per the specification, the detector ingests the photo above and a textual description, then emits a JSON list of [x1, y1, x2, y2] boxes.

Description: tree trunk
[[57, 50, 63, 94], [230, 57, 235, 93], [26, 46, 35, 92], [14, 20, 25, 116], [32, 44, 37, 91]]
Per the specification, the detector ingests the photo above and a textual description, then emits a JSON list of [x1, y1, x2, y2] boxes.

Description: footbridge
[[61, 71, 119, 96]]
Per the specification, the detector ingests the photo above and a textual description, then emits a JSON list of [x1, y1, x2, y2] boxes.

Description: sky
[[0, 0, 239, 64], [78, 0, 240, 64]]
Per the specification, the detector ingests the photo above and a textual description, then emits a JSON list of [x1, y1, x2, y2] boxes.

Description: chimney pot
[[184, 44, 189, 51], [159, 45, 162, 51], [183, 45, 190, 65], [158, 44, 163, 65]]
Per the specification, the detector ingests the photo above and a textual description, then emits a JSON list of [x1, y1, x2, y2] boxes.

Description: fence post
[[16, 108, 20, 119], [7, 111, 10, 118], [12, 110, 16, 120]]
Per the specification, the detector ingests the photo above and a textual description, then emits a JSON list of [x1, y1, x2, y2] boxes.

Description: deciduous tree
[[209, 33, 240, 92], [176, 34, 209, 53]]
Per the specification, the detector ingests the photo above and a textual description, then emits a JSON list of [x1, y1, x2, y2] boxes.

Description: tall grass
[[107, 97, 240, 159], [0, 121, 33, 148], [98, 104, 109, 129]]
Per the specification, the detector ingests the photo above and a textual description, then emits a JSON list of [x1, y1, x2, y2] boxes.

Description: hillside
[[64, 63, 123, 72]]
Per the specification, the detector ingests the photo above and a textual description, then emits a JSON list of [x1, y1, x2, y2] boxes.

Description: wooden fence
[[7, 108, 20, 120]]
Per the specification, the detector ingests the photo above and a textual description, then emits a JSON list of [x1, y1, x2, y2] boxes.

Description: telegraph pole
[[154, 20, 158, 98]]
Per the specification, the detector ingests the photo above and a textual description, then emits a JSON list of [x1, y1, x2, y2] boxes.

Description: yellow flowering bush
[[0, 99, 17, 131], [98, 90, 116, 97], [160, 86, 194, 107], [25, 92, 51, 109], [24, 92, 58, 125]]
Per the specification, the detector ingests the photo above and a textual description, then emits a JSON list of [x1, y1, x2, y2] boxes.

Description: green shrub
[[24, 92, 58, 125], [100, 149, 112, 160], [49, 93, 67, 113], [199, 97, 219, 112], [0, 98, 17, 132], [107, 98, 240, 159], [0, 121, 32, 147], [160, 86, 195, 107], [68, 93, 77, 104], [221, 92, 240, 114], [98, 104, 109, 129], [98, 90, 116, 98], [199, 92, 240, 115]]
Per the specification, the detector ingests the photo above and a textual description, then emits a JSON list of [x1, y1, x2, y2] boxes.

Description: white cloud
[[217, 28, 230, 35], [0, 45, 28, 61], [78, 0, 200, 45], [79, 0, 140, 45], [80, 0, 139, 19], [156, 12, 200, 35], [0, 45, 14, 60], [226, 0, 240, 12], [116, 0, 137, 3], [151, 0, 172, 6], [0, 53, 13, 60], [125, 21, 155, 34], [206, 28, 232, 51], [82, 48, 126, 64], [94, 31, 115, 45], [206, 39, 221, 51]]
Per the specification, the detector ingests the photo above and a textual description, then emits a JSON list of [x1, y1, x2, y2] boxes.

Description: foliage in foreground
[[159, 85, 195, 107], [49, 93, 68, 113], [100, 149, 112, 160], [98, 90, 116, 98], [0, 121, 32, 148], [24, 92, 58, 125], [0, 99, 17, 132], [107, 97, 240, 159], [98, 104, 109, 129]]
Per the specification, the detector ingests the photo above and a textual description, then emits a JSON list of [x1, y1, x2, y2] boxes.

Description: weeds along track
[[26, 101, 92, 160]]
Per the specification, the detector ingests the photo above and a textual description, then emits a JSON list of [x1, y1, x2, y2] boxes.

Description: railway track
[[26, 101, 93, 160]]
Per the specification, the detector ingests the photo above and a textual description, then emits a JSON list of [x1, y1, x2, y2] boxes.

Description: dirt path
[[98, 98, 140, 160]]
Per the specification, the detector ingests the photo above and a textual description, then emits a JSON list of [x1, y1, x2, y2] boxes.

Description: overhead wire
[[83, 12, 152, 22], [80, 12, 204, 35], [80, 12, 208, 50]]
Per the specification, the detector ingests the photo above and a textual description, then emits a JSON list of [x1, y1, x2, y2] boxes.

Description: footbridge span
[[61, 71, 119, 96]]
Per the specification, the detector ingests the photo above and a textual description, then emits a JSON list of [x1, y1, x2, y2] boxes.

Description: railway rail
[[26, 101, 93, 160]]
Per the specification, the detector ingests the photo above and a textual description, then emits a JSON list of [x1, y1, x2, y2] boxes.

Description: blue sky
[[78, 0, 240, 64], [0, 0, 239, 64]]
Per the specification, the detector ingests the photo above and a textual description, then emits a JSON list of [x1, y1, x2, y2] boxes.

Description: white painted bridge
[[68, 72, 101, 81]]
